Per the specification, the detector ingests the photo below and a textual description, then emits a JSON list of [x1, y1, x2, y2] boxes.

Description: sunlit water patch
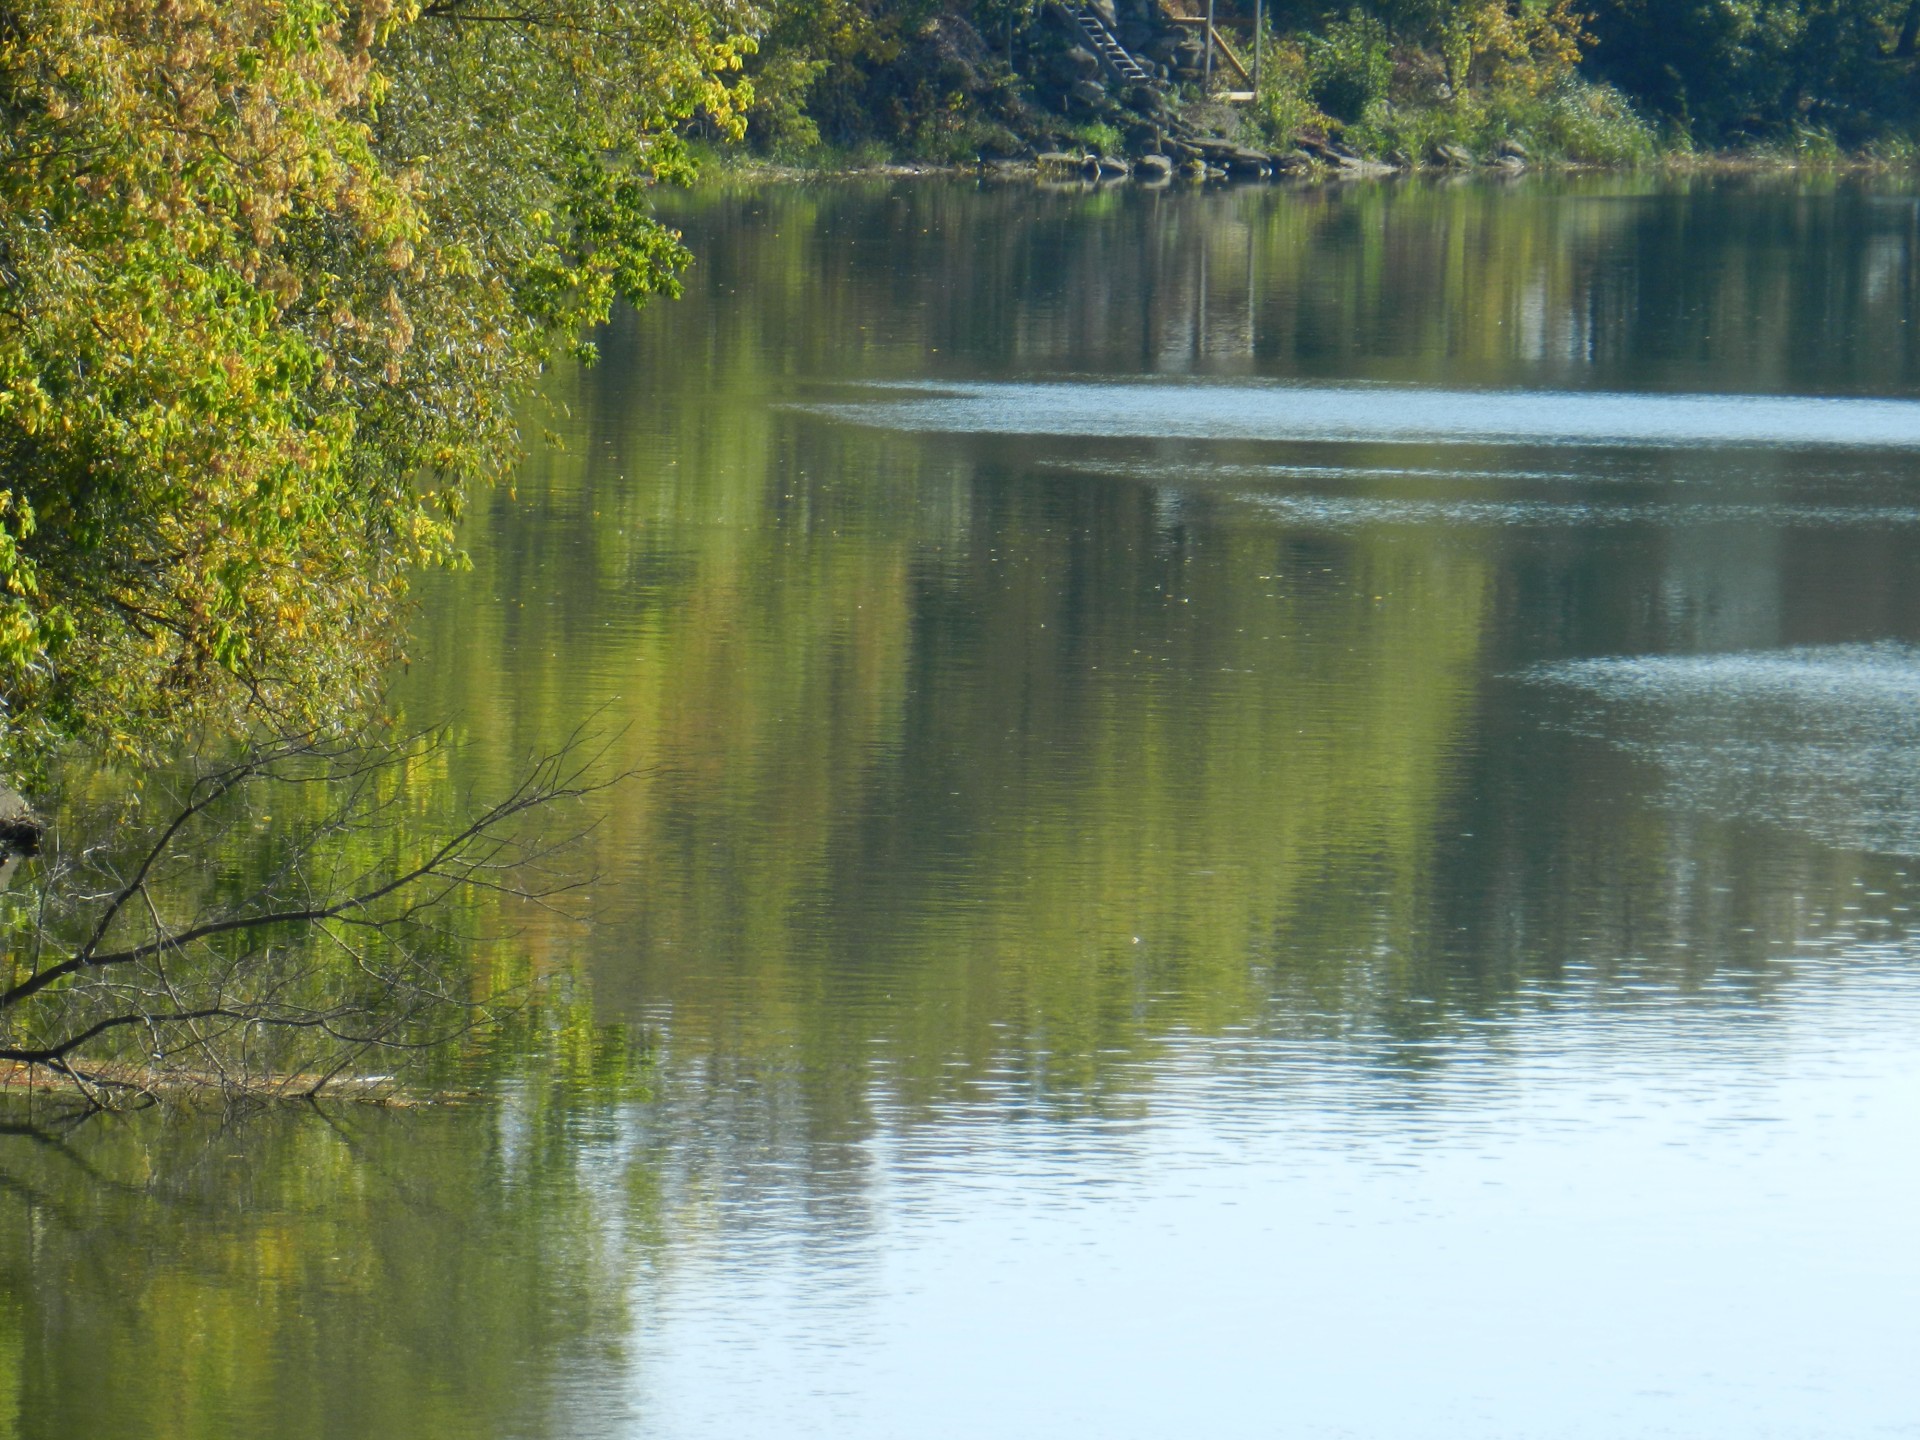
[[807, 380, 1920, 449], [630, 946, 1920, 1440], [1528, 644, 1920, 855]]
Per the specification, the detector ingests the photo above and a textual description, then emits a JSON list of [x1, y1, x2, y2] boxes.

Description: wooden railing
[[1158, 0, 1256, 92]]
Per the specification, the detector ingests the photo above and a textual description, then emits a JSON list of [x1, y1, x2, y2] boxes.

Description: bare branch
[[0, 720, 635, 1104]]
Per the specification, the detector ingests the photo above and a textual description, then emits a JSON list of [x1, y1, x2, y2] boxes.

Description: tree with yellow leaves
[[0, 0, 753, 781], [1438, 0, 1589, 98]]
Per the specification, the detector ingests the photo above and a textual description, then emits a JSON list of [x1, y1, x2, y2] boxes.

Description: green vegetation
[[2, 0, 1914, 787], [1, 0, 753, 1097], [727, 0, 1920, 166], [0, 0, 752, 782], [3, 1, 1916, 1096]]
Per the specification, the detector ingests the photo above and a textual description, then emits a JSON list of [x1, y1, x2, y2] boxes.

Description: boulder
[[1297, 134, 1362, 165], [1095, 154, 1131, 177], [1124, 84, 1168, 115], [1134, 152, 1174, 178], [1069, 78, 1109, 108], [1495, 137, 1528, 159], [1087, 0, 1117, 27], [0, 781, 41, 896], [0, 783, 41, 859], [1430, 140, 1475, 168], [1060, 45, 1101, 79], [974, 124, 1026, 159]]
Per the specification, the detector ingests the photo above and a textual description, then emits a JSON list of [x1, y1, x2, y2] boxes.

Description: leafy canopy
[[0, 0, 753, 779]]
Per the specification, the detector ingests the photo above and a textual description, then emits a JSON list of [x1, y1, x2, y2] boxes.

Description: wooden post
[[1204, 0, 1215, 89], [1253, 0, 1262, 93]]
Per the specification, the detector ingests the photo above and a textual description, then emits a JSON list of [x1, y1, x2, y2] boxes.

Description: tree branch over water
[[0, 725, 625, 1107]]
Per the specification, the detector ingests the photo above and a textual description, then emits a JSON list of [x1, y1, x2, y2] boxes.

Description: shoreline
[[695, 150, 1920, 186]]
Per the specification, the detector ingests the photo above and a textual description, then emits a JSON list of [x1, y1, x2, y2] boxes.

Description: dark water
[[7, 176, 1920, 1437]]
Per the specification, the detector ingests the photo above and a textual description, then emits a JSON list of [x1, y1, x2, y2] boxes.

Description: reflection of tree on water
[[639, 177, 1920, 390], [0, 1100, 652, 1440], [0, 730, 646, 1103], [11, 176, 1920, 1440], [387, 178, 1920, 1155]]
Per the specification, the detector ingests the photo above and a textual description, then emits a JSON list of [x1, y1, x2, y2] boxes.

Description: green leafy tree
[[1585, 0, 1918, 141], [0, 0, 753, 782]]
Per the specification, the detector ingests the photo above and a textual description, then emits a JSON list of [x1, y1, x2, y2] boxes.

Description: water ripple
[[1526, 644, 1920, 854]]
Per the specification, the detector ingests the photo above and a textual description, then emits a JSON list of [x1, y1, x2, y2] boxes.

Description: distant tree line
[[735, 0, 1920, 156]]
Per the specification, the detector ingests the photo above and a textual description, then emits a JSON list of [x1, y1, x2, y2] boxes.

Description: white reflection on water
[[1237, 494, 1920, 528], [629, 950, 1920, 1440], [1529, 644, 1920, 855], [808, 380, 1920, 449]]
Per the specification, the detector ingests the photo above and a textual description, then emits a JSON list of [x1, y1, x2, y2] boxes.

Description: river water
[[6, 176, 1920, 1437]]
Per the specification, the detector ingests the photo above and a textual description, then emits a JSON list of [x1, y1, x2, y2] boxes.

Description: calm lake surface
[[8, 175, 1920, 1438]]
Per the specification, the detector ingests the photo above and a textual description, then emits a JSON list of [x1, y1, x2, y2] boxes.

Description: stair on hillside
[[1070, 4, 1156, 86], [1047, 0, 1266, 156]]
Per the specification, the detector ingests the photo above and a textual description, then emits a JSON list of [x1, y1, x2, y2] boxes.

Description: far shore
[[694, 149, 1920, 186]]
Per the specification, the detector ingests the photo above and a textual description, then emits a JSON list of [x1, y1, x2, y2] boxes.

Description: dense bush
[[1308, 10, 1396, 121], [1586, 0, 1920, 144], [1350, 73, 1659, 162]]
